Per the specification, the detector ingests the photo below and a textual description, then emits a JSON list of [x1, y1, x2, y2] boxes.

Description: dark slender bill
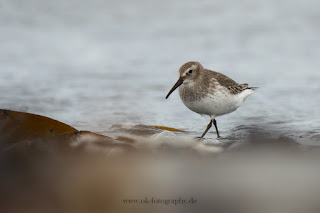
[[165, 78, 183, 99]]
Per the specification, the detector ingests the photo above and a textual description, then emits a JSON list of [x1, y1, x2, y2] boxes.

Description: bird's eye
[[188, 70, 193, 74]]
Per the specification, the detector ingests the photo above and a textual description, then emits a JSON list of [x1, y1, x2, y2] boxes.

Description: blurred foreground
[[1, 109, 320, 213]]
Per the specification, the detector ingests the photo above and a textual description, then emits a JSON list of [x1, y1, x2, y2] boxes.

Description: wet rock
[[151, 130, 177, 140], [70, 131, 135, 155], [0, 109, 135, 157], [0, 109, 76, 148], [134, 131, 224, 156], [116, 136, 137, 144], [109, 124, 185, 137]]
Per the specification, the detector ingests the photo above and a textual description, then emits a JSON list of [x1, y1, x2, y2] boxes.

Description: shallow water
[[0, 0, 319, 144]]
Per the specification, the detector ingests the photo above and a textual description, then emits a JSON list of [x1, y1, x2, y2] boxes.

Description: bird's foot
[[195, 137, 204, 141]]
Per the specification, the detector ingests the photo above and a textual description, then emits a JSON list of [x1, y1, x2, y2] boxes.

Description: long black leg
[[200, 119, 213, 138], [213, 119, 220, 138]]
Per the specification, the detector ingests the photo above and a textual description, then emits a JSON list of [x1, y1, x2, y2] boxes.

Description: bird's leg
[[200, 119, 213, 138], [213, 119, 220, 138]]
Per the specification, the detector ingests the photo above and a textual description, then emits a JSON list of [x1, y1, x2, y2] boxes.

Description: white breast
[[180, 87, 255, 117]]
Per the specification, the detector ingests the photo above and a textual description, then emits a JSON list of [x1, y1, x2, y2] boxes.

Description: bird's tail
[[240, 83, 258, 90], [247, 87, 259, 90]]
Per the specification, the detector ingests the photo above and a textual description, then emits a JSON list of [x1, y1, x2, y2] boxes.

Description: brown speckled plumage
[[178, 62, 249, 102]]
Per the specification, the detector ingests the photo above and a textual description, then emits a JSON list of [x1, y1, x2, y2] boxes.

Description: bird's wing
[[207, 69, 249, 94]]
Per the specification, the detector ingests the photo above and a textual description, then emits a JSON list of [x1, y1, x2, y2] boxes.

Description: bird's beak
[[166, 77, 183, 99]]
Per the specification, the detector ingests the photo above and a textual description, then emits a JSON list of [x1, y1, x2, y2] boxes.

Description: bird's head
[[166, 61, 203, 99]]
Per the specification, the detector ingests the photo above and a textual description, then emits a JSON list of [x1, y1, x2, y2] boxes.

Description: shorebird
[[165, 61, 256, 138]]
